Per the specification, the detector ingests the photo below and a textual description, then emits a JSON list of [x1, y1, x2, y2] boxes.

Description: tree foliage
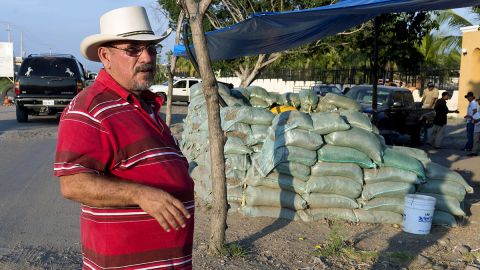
[[158, 0, 443, 74]]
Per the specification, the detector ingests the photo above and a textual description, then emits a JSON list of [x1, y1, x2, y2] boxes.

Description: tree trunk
[[236, 53, 281, 87], [165, 11, 185, 127], [182, 0, 228, 255], [165, 68, 174, 126]]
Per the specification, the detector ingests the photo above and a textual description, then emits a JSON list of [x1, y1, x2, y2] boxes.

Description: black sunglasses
[[107, 44, 162, 57]]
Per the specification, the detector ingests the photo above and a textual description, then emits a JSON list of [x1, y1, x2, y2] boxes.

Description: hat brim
[[80, 29, 172, 62]]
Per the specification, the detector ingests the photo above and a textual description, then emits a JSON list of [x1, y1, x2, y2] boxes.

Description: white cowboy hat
[[80, 6, 172, 62]]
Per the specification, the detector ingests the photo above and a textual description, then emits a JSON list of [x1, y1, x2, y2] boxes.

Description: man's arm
[[60, 173, 190, 232]]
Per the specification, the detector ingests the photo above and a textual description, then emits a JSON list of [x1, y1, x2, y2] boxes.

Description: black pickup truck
[[14, 54, 90, 122], [346, 85, 435, 145]]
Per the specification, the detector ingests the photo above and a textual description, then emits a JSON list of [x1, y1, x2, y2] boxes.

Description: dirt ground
[[0, 105, 479, 269]]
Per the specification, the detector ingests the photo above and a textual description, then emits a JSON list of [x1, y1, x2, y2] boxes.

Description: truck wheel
[[16, 104, 29, 123], [410, 125, 426, 146]]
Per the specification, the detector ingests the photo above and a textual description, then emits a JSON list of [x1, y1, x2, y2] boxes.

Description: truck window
[[402, 92, 414, 108], [392, 91, 403, 105], [189, 80, 199, 87], [174, 80, 187, 88], [19, 57, 80, 77]]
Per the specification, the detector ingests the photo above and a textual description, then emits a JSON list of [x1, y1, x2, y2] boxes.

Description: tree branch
[[338, 23, 367, 35], [260, 53, 282, 68]]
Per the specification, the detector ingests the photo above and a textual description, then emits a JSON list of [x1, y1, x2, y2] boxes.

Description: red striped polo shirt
[[54, 69, 195, 270]]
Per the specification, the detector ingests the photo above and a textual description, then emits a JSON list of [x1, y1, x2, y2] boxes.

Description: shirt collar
[[95, 69, 163, 113]]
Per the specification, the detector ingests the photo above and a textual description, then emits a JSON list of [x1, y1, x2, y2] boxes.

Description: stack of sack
[[182, 84, 474, 226]]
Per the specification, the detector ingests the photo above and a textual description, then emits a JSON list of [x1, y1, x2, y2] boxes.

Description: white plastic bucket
[[403, 194, 436, 235]]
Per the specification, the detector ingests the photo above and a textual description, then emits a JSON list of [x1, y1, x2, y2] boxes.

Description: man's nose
[[138, 48, 155, 63]]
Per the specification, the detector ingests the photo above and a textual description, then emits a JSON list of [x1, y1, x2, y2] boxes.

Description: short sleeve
[[54, 110, 112, 177]]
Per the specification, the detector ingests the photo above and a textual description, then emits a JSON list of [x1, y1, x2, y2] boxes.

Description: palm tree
[[419, 8, 479, 69]]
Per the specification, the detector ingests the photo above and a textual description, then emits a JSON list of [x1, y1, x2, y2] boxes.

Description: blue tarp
[[174, 0, 479, 61]]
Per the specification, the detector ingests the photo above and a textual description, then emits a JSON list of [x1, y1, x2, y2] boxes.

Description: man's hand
[[134, 186, 191, 232]]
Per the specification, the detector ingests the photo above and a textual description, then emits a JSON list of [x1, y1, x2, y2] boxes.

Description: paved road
[[0, 104, 188, 269]]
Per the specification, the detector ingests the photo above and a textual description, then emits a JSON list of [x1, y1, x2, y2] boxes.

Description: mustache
[[134, 64, 155, 73]]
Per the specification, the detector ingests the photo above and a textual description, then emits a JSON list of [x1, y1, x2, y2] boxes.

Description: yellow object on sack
[[270, 105, 297, 114]]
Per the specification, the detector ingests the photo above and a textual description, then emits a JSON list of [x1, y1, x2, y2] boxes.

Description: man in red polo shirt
[[54, 6, 194, 269]]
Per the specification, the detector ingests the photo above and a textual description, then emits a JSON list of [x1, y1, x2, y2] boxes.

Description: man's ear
[[98, 47, 111, 69]]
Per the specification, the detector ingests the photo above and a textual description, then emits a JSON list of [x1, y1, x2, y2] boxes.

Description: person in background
[[468, 100, 480, 156], [421, 81, 439, 109], [463, 91, 478, 151], [54, 6, 194, 269], [427, 92, 459, 149]]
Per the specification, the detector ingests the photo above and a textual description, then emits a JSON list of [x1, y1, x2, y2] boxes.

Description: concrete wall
[[458, 25, 480, 116]]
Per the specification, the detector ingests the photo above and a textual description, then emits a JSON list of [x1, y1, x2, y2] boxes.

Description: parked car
[[312, 85, 343, 96], [149, 77, 201, 103], [14, 54, 87, 122], [346, 85, 435, 145]]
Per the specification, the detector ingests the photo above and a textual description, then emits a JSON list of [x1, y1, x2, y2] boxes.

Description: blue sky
[[0, 0, 173, 72], [0, 1, 477, 73]]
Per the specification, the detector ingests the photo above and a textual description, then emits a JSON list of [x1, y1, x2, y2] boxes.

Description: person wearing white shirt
[[468, 109, 480, 156], [464, 92, 478, 151]]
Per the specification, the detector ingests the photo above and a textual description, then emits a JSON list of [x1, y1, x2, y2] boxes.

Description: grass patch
[[219, 243, 249, 258], [387, 252, 415, 263], [343, 247, 379, 263], [311, 224, 414, 266], [315, 229, 344, 257], [463, 251, 480, 263]]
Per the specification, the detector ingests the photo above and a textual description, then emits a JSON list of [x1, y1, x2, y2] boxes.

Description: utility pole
[[6, 23, 11, 42], [20, 31, 24, 58]]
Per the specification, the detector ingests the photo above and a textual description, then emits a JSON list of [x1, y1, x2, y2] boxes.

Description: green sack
[[362, 182, 415, 200], [340, 110, 374, 132], [305, 193, 359, 209], [250, 97, 270, 108], [245, 186, 308, 210], [227, 184, 244, 203], [433, 210, 457, 227], [364, 167, 422, 185], [360, 197, 404, 214], [416, 192, 465, 216], [381, 148, 426, 179], [319, 93, 362, 111], [390, 146, 430, 163], [418, 179, 467, 201], [353, 209, 403, 224], [242, 206, 299, 221], [317, 145, 375, 169], [231, 87, 251, 101], [325, 127, 383, 164], [423, 162, 474, 193], [225, 154, 250, 180], [254, 136, 318, 177], [224, 122, 252, 143], [271, 128, 324, 151], [224, 137, 252, 155], [300, 208, 358, 222], [311, 162, 363, 185], [272, 110, 313, 131], [247, 85, 276, 105], [273, 161, 311, 181], [289, 93, 301, 108], [248, 124, 269, 146], [221, 106, 274, 128], [246, 171, 307, 194], [306, 176, 363, 198], [299, 88, 319, 112], [310, 112, 350, 135]]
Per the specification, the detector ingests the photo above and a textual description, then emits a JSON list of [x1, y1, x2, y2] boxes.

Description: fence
[[176, 67, 460, 91]]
